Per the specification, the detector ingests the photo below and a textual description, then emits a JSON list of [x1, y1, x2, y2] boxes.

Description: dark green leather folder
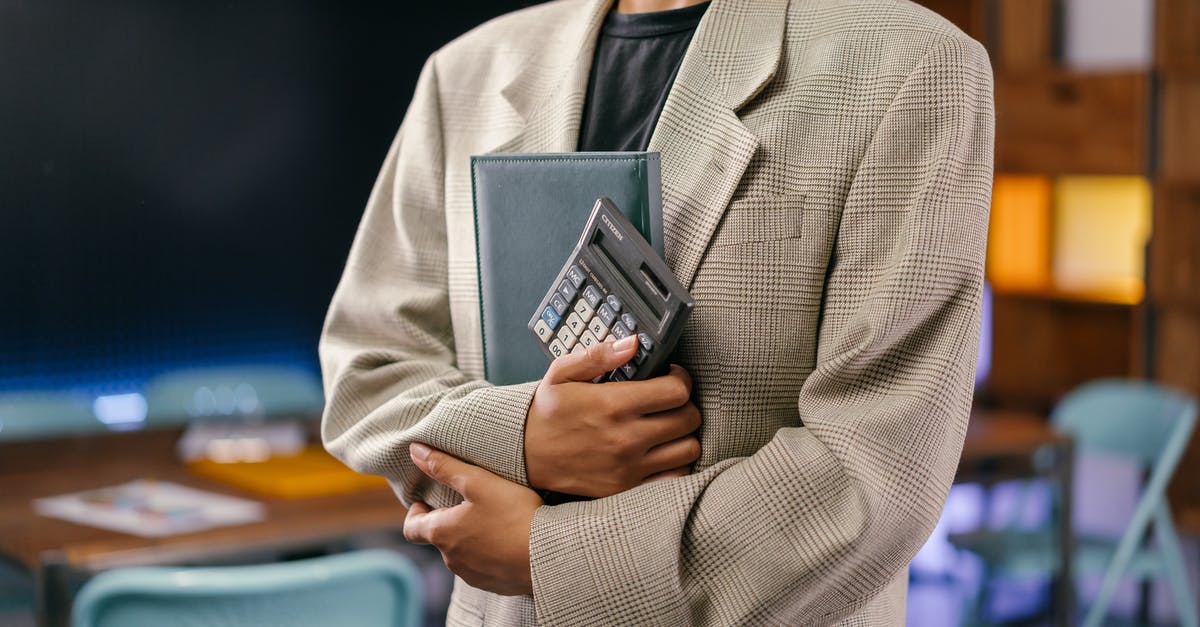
[[471, 152, 663, 385]]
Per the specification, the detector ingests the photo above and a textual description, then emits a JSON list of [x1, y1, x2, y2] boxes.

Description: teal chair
[[71, 549, 423, 627], [0, 392, 104, 441], [951, 379, 1198, 626], [144, 365, 324, 424]]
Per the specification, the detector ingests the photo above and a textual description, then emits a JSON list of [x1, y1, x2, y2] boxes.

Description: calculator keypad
[[534, 264, 654, 381]]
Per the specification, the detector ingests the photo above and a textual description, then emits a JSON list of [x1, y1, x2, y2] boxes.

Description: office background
[[2, 0, 1198, 626]]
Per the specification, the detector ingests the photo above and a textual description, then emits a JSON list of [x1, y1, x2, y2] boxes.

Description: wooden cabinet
[[995, 72, 1150, 174]]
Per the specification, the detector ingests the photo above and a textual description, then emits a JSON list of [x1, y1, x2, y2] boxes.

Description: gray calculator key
[[605, 294, 622, 313], [634, 347, 648, 364], [620, 313, 637, 332], [541, 306, 561, 330], [550, 293, 569, 316], [620, 362, 637, 378], [608, 369, 628, 382], [638, 332, 654, 352], [582, 286, 603, 308], [559, 279, 577, 301], [566, 265, 586, 288], [610, 321, 630, 340], [596, 303, 616, 327]]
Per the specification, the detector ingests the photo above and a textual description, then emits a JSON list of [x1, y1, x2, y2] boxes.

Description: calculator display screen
[[592, 230, 668, 321]]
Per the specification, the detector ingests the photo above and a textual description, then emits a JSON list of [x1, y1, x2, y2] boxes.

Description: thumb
[[545, 335, 639, 383], [410, 442, 488, 501]]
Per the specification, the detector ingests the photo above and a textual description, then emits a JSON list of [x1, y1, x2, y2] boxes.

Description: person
[[319, 0, 994, 623]]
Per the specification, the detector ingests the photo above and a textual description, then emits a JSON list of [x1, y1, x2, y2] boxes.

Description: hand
[[403, 442, 542, 596], [524, 336, 702, 498]]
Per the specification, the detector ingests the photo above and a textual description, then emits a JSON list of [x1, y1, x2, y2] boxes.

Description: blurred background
[[0, 0, 1197, 626]]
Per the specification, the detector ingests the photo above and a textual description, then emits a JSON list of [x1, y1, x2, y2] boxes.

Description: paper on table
[[34, 479, 265, 537]]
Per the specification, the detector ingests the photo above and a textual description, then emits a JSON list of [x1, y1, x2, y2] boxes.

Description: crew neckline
[[603, 1, 710, 39]]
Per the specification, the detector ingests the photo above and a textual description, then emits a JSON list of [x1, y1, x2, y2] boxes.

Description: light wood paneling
[[1159, 76, 1200, 183], [1156, 0, 1200, 72]]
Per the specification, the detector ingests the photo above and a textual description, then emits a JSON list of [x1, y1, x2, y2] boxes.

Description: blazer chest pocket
[[708, 193, 806, 248]]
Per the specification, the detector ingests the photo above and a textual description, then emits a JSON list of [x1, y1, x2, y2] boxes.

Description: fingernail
[[410, 442, 431, 461], [614, 336, 637, 351]]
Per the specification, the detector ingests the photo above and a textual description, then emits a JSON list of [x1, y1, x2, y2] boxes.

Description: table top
[[958, 407, 1071, 482], [0, 427, 406, 572]]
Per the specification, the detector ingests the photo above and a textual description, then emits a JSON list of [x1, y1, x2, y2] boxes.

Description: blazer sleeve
[[529, 35, 994, 625], [319, 54, 538, 510]]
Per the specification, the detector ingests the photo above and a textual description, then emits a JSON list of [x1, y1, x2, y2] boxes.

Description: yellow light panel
[[987, 175, 1053, 291], [1052, 176, 1152, 303]]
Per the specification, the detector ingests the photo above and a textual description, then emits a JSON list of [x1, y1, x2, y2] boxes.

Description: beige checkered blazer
[[320, 0, 993, 623]]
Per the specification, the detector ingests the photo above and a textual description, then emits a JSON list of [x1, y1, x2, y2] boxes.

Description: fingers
[[409, 443, 492, 501], [544, 336, 638, 384], [639, 465, 691, 486], [634, 401, 702, 448], [640, 435, 701, 476], [615, 364, 694, 414], [402, 500, 438, 544]]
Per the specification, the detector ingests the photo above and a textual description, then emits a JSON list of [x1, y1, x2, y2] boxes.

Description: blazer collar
[[492, 0, 789, 287]]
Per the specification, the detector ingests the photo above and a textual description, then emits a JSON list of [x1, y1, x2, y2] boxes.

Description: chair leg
[[1153, 504, 1199, 627], [1082, 497, 1156, 627]]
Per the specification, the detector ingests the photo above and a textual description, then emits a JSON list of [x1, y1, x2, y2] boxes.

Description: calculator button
[[571, 343, 585, 354], [608, 369, 628, 382], [620, 313, 637, 332], [596, 303, 616, 327], [605, 294, 622, 313], [587, 317, 608, 340], [565, 312, 586, 335], [556, 325, 578, 349], [533, 319, 554, 343], [638, 332, 654, 352], [634, 347, 648, 364], [550, 293, 569, 316], [572, 298, 594, 322], [566, 265, 586, 289], [549, 339, 567, 358], [559, 279, 577, 301], [610, 321, 630, 340], [541, 306, 562, 330], [582, 286, 603, 309], [620, 362, 637, 379], [578, 330, 599, 349]]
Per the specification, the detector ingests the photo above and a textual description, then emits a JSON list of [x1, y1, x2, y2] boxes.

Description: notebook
[[470, 152, 663, 385]]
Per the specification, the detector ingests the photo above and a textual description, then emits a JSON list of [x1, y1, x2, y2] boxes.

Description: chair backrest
[[71, 550, 423, 627], [0, 392, 104, 441], [1051, 379, 1197, 468], [144, 365, 324, 424]]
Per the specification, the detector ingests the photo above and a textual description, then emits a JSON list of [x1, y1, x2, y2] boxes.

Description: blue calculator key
[[559, 279, 577, 301], [620, 362, 637, 378], [583, 285, 603, 308], [596, 303, 616, 326], [638, 332, 654, 352], [620, 313, 637, 332], [566, 265, 586, 288], [550, 293, 569, 316], [634, 347, 648, 365], [541, 306, 562, 329], [610, 321, 630, 340], [605, 294, 622, 313]]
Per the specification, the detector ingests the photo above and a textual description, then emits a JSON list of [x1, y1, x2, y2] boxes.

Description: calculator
[[528, 197, 693, 381]]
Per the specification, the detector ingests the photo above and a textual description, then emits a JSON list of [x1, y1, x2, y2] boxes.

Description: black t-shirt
[[576, 2, 710, 152]]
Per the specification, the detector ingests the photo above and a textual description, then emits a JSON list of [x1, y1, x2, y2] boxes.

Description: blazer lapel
[[489, 0, 613, 154], [648, 0, 788, 288]]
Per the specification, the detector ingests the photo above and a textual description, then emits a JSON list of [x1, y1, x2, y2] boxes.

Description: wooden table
[[957, 408, 1076, 627], [0, 427, 408, 627]]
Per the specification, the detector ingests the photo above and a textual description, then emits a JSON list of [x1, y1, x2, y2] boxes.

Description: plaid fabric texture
[[320, 0, 994, 623]]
